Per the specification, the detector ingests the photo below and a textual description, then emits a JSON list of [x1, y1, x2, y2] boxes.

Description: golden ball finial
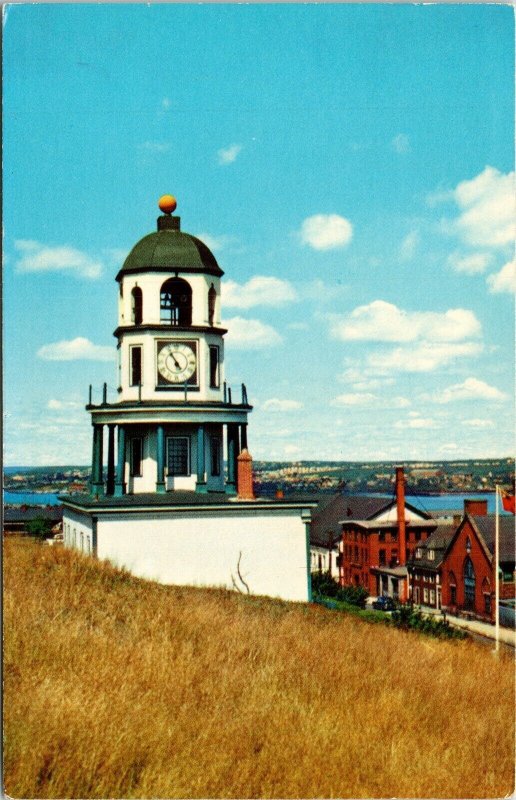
[[158, 194, 177, 214]]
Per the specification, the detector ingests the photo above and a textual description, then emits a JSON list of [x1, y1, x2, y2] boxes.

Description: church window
[[160, 278, 192, 326], [208, 284, 217, 326], [166, 436, 190, 476], [211, 436, 221, 476], [130, 346, 142, 386], [464, 557, 475, 611], [131, 287, 142, 325], [209, 346, 220, 388], [130, 438, 143, 477]]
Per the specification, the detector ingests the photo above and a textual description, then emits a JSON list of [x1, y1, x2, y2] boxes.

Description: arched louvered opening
[[208, 284, 217, 326], [160, 278, 192, 326], [131, 287, 143, 325]]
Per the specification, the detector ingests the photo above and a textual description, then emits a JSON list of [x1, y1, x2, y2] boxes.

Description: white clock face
[[157, 343, 197, 383]]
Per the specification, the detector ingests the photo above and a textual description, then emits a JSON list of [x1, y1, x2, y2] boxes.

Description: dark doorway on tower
[[160, 278, 192, 326]]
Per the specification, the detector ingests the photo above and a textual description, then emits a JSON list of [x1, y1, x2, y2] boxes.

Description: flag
[[501, 488, 515, 514]]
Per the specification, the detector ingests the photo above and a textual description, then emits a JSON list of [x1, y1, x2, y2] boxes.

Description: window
[[379, 549, 386, 566], [211, 437, 221, 476], [160, 278, 192, 325], [429, 589, 436, 606], [130, 346, 142, 386], [208, 284, 217, 326], [464, 557, 476, 611], [379, 531, 385, 542], [427, 549, 435, 561], [414, 586, 420, 604], [209, 346, 220, 388], [415, 548, 423, 559], [167, 436, 190, 476], [130, 438, 143, 477], [484, 593, 491, 615], [131, 287, 142, 325], [423, 587, 429, 603]]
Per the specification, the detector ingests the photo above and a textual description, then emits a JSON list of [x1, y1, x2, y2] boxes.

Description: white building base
[[62, 494, 316, 603]]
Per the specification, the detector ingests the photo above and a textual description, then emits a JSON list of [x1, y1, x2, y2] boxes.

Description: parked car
[[372, 596, 396, 611]]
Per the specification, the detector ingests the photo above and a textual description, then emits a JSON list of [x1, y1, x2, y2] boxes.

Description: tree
[[25, 517, 54, 540]]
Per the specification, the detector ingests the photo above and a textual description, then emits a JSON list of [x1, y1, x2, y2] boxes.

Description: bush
[[336, 584, 368, 609], [311, 573, 368, 608], [391, 604, 466, 639], [25, 517, 54, 540]]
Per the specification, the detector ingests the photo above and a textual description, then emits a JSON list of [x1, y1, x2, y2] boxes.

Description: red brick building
[[408, 523, 456, 610], [440, 501, 515, 621]]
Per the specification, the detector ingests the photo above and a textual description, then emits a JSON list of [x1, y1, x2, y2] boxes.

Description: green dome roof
[[116, 218, 223, 281]]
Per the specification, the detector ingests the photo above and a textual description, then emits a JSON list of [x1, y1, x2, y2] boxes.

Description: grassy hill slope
[[4, 539, 514, 799]]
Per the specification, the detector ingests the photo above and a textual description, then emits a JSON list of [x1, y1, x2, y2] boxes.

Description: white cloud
[[399, 230, 420, 261], [452, 166, 515, 249], [391, 133, 410, 154], [14, 240, 103, 279], [194, 233, 233, 253], [487, 259, 516, 294], [300, 214, 353, 250], [222, 276, 297, 309], [284, 444, 302, 456], [223, 317, 282, 349], [262, 398, 303, 412], [433, 377, 507, 404], [367, 341, 482, 373], [462, 418, 495, 428], [47, 399, 81, 410], [103, 247, 130, 266], [330, 393, 409, 409], [37, 337, 116, 362], [331, 300, 481, 343], [394, 417, 437, 429], [217, 144, 243, 165], [138, 141, 171, 153], [447, 251, 493, 275]]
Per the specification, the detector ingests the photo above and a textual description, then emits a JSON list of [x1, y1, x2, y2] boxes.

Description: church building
[[62, 196, 316, 602]]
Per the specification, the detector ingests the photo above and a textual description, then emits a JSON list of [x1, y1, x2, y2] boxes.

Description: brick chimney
[[464, 498, 488, 516], [237, 449, 255, 500], [395, 466, 407, 566]]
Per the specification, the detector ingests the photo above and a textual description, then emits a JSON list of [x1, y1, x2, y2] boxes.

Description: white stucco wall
[[63, 508, 94, 554], [66, 507, 311, 602], [310, 545, 340, 580]]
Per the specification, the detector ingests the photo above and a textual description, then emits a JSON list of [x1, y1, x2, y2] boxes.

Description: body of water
[[4, 491, 65, 506], [3, 489, 506, 513]]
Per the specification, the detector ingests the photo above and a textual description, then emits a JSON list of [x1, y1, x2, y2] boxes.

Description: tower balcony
[[86, 382, 252, 426]]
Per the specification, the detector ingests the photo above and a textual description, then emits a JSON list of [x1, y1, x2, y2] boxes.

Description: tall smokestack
[[395, 466, 407, 566]]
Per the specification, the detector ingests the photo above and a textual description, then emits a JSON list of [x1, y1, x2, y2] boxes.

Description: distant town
[[4, 457, 514, 501]]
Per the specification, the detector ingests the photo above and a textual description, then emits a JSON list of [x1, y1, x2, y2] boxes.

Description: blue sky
[[3, 3, 514, 465]]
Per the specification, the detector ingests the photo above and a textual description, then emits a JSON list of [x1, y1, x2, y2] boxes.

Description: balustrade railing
[[88, 381, 250, 407]]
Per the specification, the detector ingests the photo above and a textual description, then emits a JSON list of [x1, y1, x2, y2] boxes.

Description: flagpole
[[494, 484, 500, 655]]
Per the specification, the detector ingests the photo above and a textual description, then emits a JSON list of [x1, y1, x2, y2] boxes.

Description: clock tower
[[88, 195, 251, 496]]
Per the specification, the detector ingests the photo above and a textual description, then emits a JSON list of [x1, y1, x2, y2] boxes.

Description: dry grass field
[[3, 537, 515, 799]]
